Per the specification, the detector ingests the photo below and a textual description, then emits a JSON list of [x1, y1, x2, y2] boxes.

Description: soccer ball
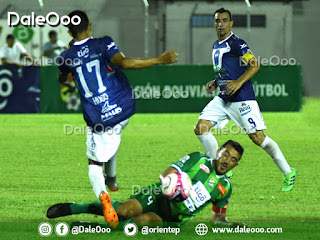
[[161, 172, 192, 202]]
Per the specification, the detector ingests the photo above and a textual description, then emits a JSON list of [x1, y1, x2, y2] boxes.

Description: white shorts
[[86, 119, 130, 163], [198, 96, 266, 134]]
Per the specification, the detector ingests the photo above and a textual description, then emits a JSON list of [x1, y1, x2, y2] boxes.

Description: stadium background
[[0, 0, 319, 239]]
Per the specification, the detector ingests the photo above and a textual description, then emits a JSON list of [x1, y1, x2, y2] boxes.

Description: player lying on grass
[[47, 140, 243, 228]]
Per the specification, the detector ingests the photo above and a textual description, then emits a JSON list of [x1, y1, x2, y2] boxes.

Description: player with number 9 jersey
[[195, 8, 297, 191]]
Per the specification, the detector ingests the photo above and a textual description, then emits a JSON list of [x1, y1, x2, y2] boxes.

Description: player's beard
[[213, 160, 226, 175], [217, 29, 230, 40]]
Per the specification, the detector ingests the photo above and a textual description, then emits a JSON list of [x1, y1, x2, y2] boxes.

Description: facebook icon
[[55, 222, 69, 236]]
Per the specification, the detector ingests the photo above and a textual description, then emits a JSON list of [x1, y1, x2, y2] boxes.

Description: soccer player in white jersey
[[194, 8, 297, 191], [0, 34, 37, 66]]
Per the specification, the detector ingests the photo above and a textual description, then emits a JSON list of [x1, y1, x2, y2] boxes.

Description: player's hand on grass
[[206, 80, 217, 94], [159, 50, 178, 64], [226, 79, 243, 95]]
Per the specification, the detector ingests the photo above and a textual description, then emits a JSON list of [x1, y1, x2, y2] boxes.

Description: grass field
[[0, 97, 319, 239]]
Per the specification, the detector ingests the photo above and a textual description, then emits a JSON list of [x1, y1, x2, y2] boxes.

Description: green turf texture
[[0, 97, 319, 239]]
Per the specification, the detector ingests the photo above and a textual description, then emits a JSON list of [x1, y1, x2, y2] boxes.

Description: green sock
[[70, 200, 122, 216], [69, 200, 134, 231]]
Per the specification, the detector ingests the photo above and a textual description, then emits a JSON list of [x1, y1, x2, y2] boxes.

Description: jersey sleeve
[[171, 152, 205, 173], [102, 36, 121, 61], [58, 52, 70, 76], [232, 39, 255, 65], [16, 42, 27, 54], [212, 183, 232, 213]]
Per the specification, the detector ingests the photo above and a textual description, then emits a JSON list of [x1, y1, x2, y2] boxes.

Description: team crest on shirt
[[208, 178, 216, 189], [199, 163, 210, 174]]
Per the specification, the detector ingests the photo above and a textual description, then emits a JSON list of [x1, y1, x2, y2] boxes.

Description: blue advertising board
[[0, 65, 40, 113]]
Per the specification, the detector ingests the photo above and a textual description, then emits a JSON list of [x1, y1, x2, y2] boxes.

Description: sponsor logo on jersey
[[77, 46, 89, 58], [239, 105, 252, 116], [190, 181, 211, 208], [101, 106, 122, 122], [208, 178, 216, 189], [101, 100, 118, 113], [239, 105, 251, 113], [199, 163, 210, 174], [92, 93, 109, 105], [241, 110, 252, 116], [217, 182, 227, 197]]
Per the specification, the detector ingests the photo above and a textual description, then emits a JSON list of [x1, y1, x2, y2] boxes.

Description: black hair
[[214, 8, 232, 21], [220, 140, 244, 160], [6, 34, 15, 40], [49, 30, 57, 38], [67, 10, 89, 38]]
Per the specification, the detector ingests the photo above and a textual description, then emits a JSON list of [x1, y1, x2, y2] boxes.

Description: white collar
[[74, 37, 93, 46], [218, 32, 234, 45]]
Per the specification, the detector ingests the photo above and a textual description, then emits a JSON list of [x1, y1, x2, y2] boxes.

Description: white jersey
[[0, 42, 27, 64]]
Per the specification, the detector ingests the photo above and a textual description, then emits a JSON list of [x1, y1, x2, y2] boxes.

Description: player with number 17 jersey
[[59, 36, 134, 128]]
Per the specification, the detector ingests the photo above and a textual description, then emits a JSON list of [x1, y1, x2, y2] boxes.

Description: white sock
[[88, 164, 107, 199], [197, 132, 219, 159], [260, 136, 291, 174], [104, 152, 117, 178]]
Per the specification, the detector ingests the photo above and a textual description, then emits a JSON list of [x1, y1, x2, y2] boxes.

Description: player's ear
[[88, 23, 92, 32], [67, 30, 73, 38], [230, 19, 233, 28]]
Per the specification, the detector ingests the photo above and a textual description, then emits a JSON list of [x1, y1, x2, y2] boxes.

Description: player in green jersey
[[47, 140, 243, 227]]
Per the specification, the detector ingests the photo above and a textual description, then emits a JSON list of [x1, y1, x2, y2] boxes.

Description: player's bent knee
[[194, 120, 212, 135], [194, 125, 200, 135], [117, 199, 142, 219], [248, 132, 265, 146]]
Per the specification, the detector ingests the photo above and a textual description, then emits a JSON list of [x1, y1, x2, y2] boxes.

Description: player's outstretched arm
[[111, 50, 178, 69]]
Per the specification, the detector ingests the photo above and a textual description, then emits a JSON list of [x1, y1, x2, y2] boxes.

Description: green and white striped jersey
[[170, 152, 232, 222]]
